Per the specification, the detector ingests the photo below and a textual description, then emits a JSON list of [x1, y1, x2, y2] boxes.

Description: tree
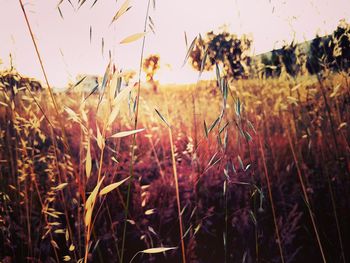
[[306, 35, 333, 74], [280, 42, 299, 77], [0, 69, 43, 99], [188, 30, 252, 79], [261, 41, 306, 78], [307, 20, 350, 74], [143, 54, 160, 92], [332, 19, 350, 70], [260, 49, 282, 78]]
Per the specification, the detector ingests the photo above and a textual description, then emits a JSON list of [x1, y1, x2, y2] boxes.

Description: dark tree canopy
[[188, 30, 252, 79], [261, 50, 282, 78], [280, 42, 298, 76], [307, 20, 350, 74], [0, 69, 43, 98], [306, 35, 333, 74], [259, 21, 350, 78], [331, 20, 350, 70], [260, 41, 307, 78]]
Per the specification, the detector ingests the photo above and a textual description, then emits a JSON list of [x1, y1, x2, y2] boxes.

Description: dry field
[[0, 70, 350, 263]]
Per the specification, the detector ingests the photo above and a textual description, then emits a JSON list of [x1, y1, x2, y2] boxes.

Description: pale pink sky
[[0, 0, 349, 88]]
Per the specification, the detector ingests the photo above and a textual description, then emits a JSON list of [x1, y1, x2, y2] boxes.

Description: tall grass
[[1, 72, 350, 262], [120, 1, 151, 262], [1, 2, 350, 263]]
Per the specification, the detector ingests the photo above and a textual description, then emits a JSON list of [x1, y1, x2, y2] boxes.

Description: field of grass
[[0, 70, 350, 263]]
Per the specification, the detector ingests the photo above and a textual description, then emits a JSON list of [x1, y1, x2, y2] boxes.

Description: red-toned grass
[[0, 74, 349, 262]]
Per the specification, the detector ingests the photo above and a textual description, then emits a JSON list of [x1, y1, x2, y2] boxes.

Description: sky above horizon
[[0, 0, 350, 88]]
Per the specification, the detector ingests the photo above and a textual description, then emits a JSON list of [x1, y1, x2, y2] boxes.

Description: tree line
[[183, 19, 350, 79]]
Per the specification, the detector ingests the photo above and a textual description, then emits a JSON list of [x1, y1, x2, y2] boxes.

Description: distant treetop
[[188, 30, 252, 79]]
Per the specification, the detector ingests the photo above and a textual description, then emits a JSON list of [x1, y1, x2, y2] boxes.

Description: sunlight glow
[[0, 0, 349, 88]]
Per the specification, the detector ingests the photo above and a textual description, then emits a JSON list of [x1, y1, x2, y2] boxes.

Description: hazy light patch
[[157, 65, 203, 85], [0, 0, 349, 88]]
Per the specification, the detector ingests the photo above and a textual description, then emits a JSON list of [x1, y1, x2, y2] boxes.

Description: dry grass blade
[[78, 0, 88, 8], [155, 108, 171, 128], [85, 177, 105, 226], [287, 130, 327, 263], [99, 176, 131, 196], [208, 117, 220, 133], [66, 76, 86, 92], [56, 0, 64, 8], [102, 37, 104, 55], [97, 61, 111, 109], [182, 36, 197, 67], [90, 0, 98, 8], [101, 62, 111, 91], [19, 0, 70, 150], [130, 247, 177, 263], [108, 85, 133, 126], [168, 127, 186, 263], [141, 247, 177, 253], [57, 6, 64, 19], [204, 120, 209, 137], [259, 136, 285, 263], [145, 208, 156, 215], [120, 1, 152, 261], [85, 183, 99, 212], [199, 47, 209, 78], [107, 107, 120, 127], [110, 0, 131, 24], [52, 183, 68, 191], [120, 32, 147, 44], [110, 128, 145, 138], [86, 140, 92, 179], [96, 124, 104, 150], [184, 31, 188, 49], [65, 106, 79, 122]]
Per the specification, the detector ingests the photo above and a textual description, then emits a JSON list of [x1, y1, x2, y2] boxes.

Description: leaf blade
[[110, 128, 145, 138], [154, 109, 171, 128], [182, 36, 197, 67], [141, 247, 177, 254], [120, 32, 147, 44], [86, 140, 92, 179], [111, 0, 131, 24], [99, 176, 130, 196]]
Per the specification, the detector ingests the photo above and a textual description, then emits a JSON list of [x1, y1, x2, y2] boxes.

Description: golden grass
[[0, 69, 349, 262]]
